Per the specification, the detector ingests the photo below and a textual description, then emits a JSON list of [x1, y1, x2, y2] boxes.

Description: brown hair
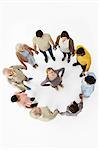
[[69, 101, 79, 113], [46, 67, 55, 74]]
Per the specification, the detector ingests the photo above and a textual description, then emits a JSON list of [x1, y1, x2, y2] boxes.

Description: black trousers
[[62, 52, 71, 59], [76, 61, 86, 72], [40, 46, 55, 60]]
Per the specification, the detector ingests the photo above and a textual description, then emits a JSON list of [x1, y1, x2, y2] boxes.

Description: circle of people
[[3, 30, 96, 122]]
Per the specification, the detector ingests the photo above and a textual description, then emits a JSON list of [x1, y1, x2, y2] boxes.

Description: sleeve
[[32, 37, 36, 45], [55, 35, 61, 47], [56, 68, 65, 77], [41, 78, 50, 86], [69, 38, 75, 54], [78, 102, 83, 110], [85, 58, 91, 71]]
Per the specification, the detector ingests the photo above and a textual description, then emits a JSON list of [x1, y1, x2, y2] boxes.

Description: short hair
[[11, 95, 18, 102], [85, 75, 96, 85], [46, 67, 55, 74], [69, 101, 79, 113], [61, 31, 69, 39], [76, 47, 85, 55], [36, 30, 43, 37]]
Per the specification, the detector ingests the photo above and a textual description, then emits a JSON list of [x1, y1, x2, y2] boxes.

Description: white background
[[0, 0, 99, 150]]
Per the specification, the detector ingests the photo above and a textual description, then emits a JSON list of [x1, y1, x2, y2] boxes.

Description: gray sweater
[[41, 68, 65, 87]]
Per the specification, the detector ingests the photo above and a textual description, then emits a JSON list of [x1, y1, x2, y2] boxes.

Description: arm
[[24, 44, 39, 55], [56, 68, 65, 77], [16, 52, 27, 69], [54, 35, 61, 48], [41, 78, 50, 86], [49, 34, 54, 46], [69, 38, 75, 55]]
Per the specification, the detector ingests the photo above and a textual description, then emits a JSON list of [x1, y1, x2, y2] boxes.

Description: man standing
[[33, 30, 55, 63]]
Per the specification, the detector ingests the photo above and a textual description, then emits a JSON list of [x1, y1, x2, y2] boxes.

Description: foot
[[30, 97, 35, 101], [62, 57, 66, 61], [73, 63, 79, 66], [67, 58, 70, 63], [33, 64, 38, 68], [27, 77, 33, 81], [59, 84, 64, 88], [31, 103, 38, 108], [79, 72, 85, 77], [45, 58, 48, 63], [52, 57, 56, 61]]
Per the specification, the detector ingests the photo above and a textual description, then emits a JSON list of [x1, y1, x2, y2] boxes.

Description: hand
[[35, 51, 39, 54], [53, 45, 57, 50], [79, 94, 83, 100]]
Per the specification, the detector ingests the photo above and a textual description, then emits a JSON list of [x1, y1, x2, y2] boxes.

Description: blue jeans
[[40, 46, 55, 60]]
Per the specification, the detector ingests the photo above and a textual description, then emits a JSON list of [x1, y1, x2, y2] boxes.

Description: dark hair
[[76, 47, 85, 55], [69, 101, 79, 113], [11, 95, 18, 102], [85, 75, 96, 85], [61, 31, 69, 39], [36, 30, 43, 37]]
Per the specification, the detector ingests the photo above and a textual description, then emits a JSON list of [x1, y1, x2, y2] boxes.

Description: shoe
[[27, 77, 33, 81], [79, 72, 85, 77], [30, 97, 35, 101], [52, 57, 56, 61], [62, 57, 66, 61], [67, 59, 70, 63], [59, 84, 64, 88], [73, 63, 79, 66], [33, 64, 38, 68], [45, 58, 48, 63], [31, 103, 38, 108]]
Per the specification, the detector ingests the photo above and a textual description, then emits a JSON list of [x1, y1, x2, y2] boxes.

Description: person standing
[[33, 30, 55, 63]]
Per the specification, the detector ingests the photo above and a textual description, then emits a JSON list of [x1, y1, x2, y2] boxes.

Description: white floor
[[0, 1, 98, 149]]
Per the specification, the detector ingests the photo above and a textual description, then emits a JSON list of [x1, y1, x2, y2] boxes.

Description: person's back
[[33, 33, 51, 51], [81, 72, 96, 97]]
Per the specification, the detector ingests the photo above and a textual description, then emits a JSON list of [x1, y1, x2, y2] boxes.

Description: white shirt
[[59, 38, 70, 53]]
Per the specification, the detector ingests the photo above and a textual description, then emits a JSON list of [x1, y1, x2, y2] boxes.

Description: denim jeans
[[40, 46, 55, 60]]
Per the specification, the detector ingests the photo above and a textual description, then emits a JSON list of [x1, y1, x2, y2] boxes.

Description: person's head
[[61, 31, 69, 41], [46, 68, 57, 79], [31, 107, 42, 117], [68, 101, 79, 113], [3, 68, 13, 77], [76, 47, 85, 56], [36, 30, 43, 38], [85, 75, 96, 85], [11, 95, 18, 102]]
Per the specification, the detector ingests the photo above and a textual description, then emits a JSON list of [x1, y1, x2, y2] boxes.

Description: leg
[[73, 60, 80, 66], [30, 103, 38, 108], [30, 97, 35, 101], [15, 83, 29, 91], [27, 55, 38, 68], [67, 52, 71, 63], [48, 46, 56, 61], [62, 52, 66, 61], [40, 50, 48, 63], [79, 65, 86, 77]]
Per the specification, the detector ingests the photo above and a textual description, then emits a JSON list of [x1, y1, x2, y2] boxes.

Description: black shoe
[[62, 57, 66, 61], [52, 57, 56, 61], [67, 59, 70, 63], [79, 73, 85, 77], [31, 103, 38, 108], [45, 58, 48, 63], [30, 97, 35, 101], [73, 63, 79, 66]]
